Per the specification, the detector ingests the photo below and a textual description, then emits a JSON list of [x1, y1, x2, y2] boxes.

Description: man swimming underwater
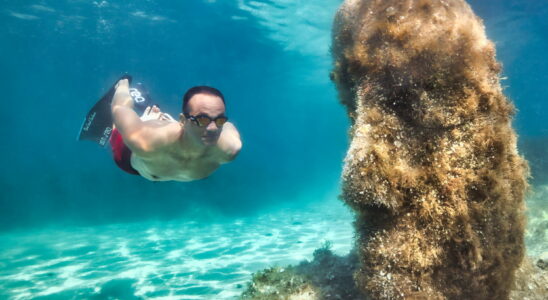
[[110, 78, 242, 181]]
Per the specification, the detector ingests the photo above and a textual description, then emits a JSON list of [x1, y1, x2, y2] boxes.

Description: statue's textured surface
[[331, 1, 529, 298]]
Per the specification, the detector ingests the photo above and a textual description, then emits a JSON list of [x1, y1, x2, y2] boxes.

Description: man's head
[[180, 86, 227, 146]]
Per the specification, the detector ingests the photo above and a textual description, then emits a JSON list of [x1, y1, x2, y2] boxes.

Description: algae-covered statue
[[331, 0, 529, 299]]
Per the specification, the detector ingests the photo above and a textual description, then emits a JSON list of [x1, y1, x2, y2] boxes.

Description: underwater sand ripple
[[0, 206, 353, 299]]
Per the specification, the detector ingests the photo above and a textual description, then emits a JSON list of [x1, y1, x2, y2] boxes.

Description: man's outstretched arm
[[111, 79, 150, 154]]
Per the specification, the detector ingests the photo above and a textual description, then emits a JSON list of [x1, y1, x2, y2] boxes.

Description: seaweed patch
[[331, 0, 529, 299]]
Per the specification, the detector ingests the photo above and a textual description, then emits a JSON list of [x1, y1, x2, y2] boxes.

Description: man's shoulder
[[131, 121, 182, 155], [145, 120, 181, 137], [215, 125, 242, 163]]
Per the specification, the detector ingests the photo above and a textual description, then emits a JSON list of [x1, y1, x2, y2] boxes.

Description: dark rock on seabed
[[240, 247, 547, 300]]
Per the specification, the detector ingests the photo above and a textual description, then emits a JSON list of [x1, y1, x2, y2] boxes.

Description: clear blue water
[[0, 0, 546, 299]]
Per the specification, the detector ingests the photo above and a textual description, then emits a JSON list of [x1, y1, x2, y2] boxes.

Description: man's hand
[[115, 78, 130, 90], [140, 105, 176, 122], [112, 79, 133, 109]]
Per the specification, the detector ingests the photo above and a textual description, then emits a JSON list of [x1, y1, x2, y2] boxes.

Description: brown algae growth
[[331, 0, 529, 299]]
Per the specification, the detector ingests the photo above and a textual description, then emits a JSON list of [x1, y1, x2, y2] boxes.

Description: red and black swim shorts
[[110, 128, 140, 175]]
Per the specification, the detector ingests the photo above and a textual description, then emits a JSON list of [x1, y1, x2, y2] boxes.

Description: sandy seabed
[[0, 201, 354, 300], [0, 184, 545, 300]]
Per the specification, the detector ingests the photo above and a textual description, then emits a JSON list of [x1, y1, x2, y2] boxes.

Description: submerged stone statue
[[331, 0, 529, 299]]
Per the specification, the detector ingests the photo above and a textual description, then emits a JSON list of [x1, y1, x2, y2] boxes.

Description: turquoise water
[[0, 0, 546, 299], [0, 202, 353, 299]]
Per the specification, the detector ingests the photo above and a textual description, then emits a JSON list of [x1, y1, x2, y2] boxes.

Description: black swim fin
[[78, 75, 157, 147], [130, 81, 155, 116], [77, 75, 132, 146]]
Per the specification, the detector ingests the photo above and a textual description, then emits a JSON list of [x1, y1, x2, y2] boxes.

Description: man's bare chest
[[131, 150, 220, 181]]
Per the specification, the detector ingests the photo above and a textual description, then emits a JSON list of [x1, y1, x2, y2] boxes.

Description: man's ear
[[179, 113, 186, 123]]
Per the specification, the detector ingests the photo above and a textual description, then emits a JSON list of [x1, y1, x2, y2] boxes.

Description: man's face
[[184, 93, 226, 146]]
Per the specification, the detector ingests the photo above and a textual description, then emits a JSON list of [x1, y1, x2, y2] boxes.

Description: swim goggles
[[184, 113, 228, 127]]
